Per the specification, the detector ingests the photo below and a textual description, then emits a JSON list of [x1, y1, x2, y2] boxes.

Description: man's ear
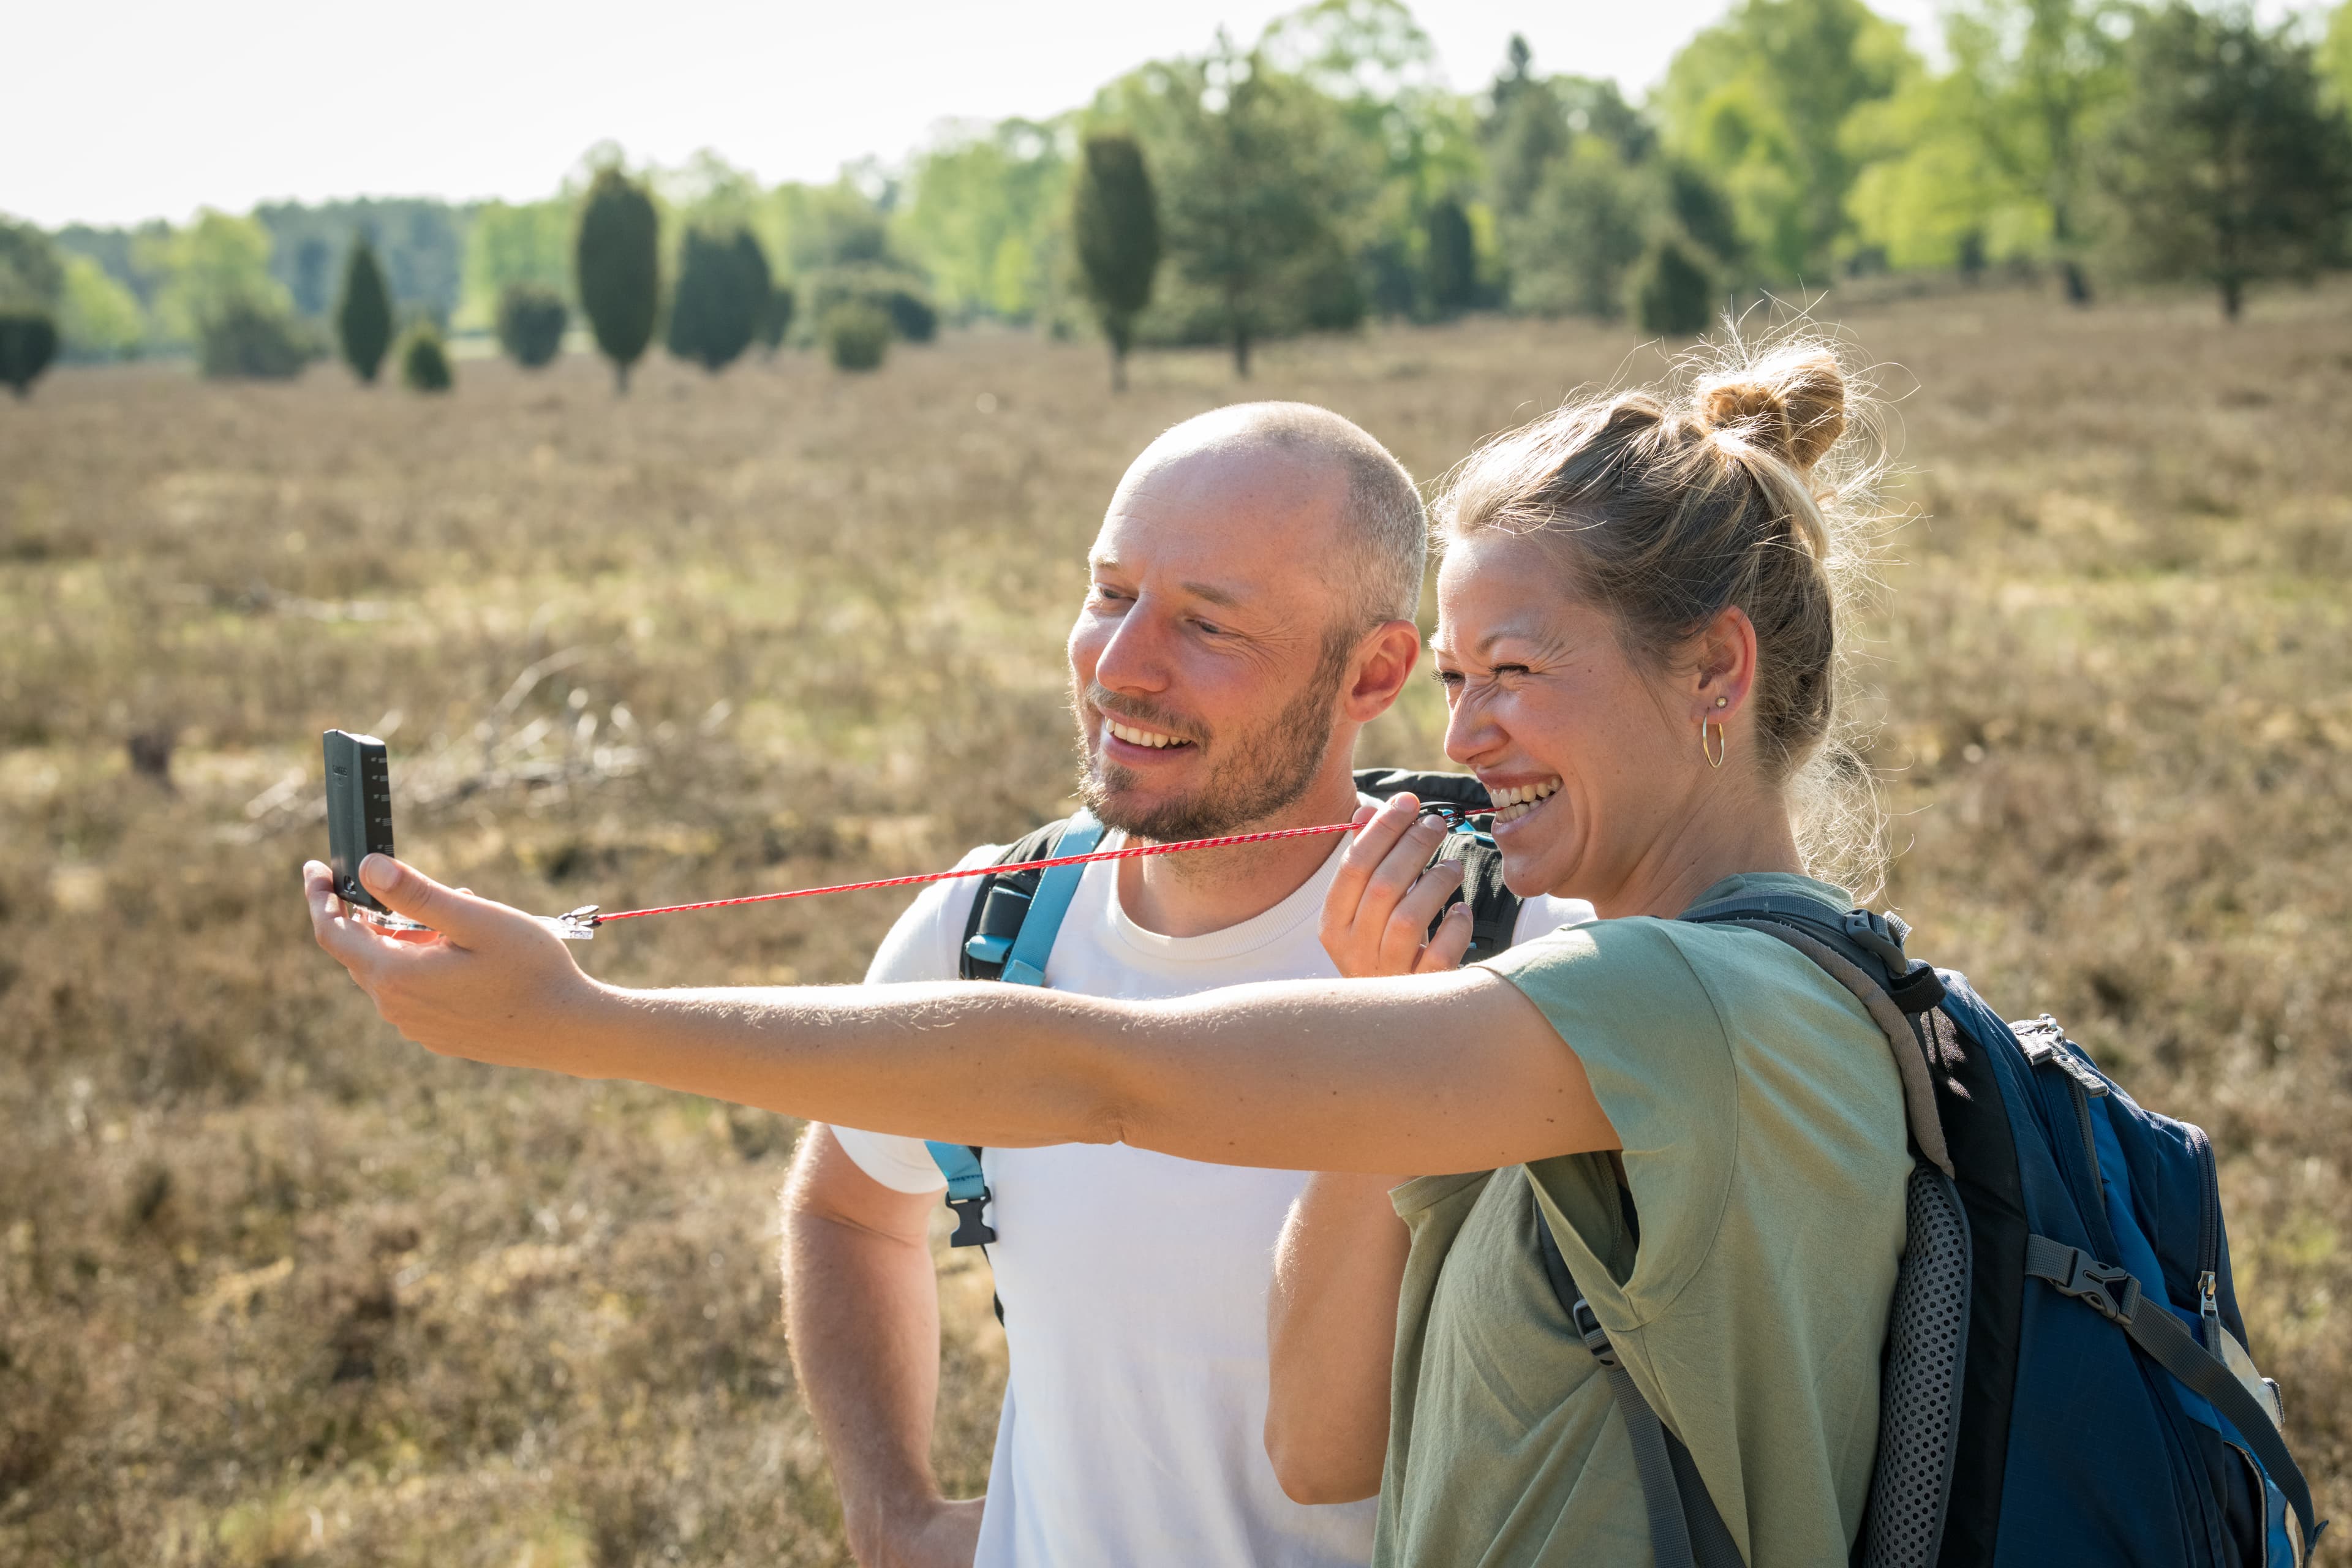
[[1343, 619, 1423, 722]]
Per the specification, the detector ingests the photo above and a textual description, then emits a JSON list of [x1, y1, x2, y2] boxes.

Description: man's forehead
[[1095, 444, 1345, 564]]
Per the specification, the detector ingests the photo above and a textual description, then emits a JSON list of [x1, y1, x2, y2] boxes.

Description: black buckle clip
[[946, 1193, 997, 1248], [1569, 1297, 1619, 1366], [2051, 1248, 2141, 1325]]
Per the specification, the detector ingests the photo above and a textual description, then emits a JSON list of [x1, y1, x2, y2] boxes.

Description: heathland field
[[3, 285, 2348, 1564]]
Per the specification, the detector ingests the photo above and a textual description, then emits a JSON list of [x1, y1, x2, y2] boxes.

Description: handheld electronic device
[[323, 729, 430, 933]]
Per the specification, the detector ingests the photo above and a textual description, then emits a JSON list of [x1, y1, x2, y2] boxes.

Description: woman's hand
[[1320, 793, 1475, 978]]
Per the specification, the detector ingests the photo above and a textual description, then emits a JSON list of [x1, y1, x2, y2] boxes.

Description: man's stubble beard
[[1074, 632, 1354, 844]]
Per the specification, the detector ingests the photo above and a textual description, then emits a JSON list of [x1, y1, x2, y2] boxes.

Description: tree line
[[6, 0, 2351, 399]]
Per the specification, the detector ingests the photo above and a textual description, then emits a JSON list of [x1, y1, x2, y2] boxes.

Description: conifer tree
[[335, 239, 393, 383], [0, 310, 58, 398], [1629, 232, 1717, 336], [666, 226, 770, 373], [1071, 132, 1161, 390], [575, 167, 660, 391], [398, 322, 453, 391], [1424, 195, 1475, 317]]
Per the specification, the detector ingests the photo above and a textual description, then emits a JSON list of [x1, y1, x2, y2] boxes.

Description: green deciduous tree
[[1071, 132, 1162, 389], [1506, 137, 1653, 318], [461, 200, 571, 331], [336, 240, 394, 383], [900, 121, 1072, 325], [666, 226, 771, 372], [1661, 0, 1914, 278], [197, 303, 316, 380], [1126, 35, 1369, 375], [155, 210, 291, 347], [59, 257, 146, 360], [496, 283, 568, 368], [0, 311, 58, 397], [575, 167, 661, 392], [2100, 2, 2352, 318], [398, 322, 453, 391]]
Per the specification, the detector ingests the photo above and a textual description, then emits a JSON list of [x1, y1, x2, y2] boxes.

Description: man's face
[[1068, 445, 1357, 842]]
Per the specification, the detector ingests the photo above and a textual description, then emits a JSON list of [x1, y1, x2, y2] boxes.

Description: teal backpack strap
[[925, 810, 1104, 1249], [997, 810, 1102, 986], [924, 1140, 997, 1247]]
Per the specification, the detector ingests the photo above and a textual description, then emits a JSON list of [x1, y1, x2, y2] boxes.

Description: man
[[779, 403, 1589, 1567]]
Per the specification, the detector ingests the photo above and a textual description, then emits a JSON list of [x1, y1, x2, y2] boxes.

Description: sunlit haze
[[7, 0, 1951, 228]]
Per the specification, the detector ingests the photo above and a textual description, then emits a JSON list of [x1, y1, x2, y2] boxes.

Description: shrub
[[575, 167, 660, 392], [666, 227, 769, 374], [496, 283, 568, 368], [1628, 232, 1716, 337], [336, 240, 393, 383], [805, 266, 937, 345], [0, 310, 58, 397], [398, 323, 453, 391], [198, 303, 316, 380], [820, 302, 891, 371]]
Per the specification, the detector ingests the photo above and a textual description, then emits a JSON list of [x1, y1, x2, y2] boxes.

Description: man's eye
[[1434, 669, 1465, 687]]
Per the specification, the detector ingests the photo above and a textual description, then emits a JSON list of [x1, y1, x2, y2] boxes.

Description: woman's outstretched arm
[[304, 854, 1619, 1176]]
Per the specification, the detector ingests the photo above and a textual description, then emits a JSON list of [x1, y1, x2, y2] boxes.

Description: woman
[[309, 343, 1905, 1566]]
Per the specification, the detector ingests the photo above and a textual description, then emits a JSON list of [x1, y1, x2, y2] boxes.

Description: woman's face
[[1431, 529, 1705, 907]]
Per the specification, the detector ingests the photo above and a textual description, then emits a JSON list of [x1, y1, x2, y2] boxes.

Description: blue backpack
[[1532, 891, 2323, 1567]]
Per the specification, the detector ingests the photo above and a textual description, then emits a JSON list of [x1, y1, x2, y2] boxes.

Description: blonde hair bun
[[1697, 349, 1847, 475]]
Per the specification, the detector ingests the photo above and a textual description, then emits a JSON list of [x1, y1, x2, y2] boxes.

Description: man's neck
[[1114, 766, 1365, 940]]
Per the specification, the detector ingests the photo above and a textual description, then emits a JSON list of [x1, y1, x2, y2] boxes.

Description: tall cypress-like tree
[[1071, 132, 1161, 391], [1424, 195, 1475, 317], [335, 239, 393, 384], [0, 311, 58, 398], [575, 167, 660, 391]]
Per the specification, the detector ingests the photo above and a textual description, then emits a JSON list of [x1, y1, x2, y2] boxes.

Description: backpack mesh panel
[[1861, 1162, 1972, 1568]]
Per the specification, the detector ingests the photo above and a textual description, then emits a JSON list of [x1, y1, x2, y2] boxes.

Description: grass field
[[3, 282, 2348, 1566]]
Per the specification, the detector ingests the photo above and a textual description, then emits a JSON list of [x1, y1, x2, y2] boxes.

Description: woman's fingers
[[1321, 794, 1466, 978], [1378, 856, 1464, 973], [1416, 901, 1476, 973]]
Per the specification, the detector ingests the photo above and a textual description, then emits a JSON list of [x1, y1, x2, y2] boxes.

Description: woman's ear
[[1687, 605, 1760, 722]]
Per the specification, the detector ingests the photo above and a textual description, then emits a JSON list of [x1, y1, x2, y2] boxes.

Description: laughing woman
[[308, 344, 1904, 1567]]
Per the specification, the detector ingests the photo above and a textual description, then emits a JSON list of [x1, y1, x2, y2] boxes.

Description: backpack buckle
[[945, 1193, 997, 1248], [2048, 1246, 2141, 1325], [1568, 1297, 1619, 1366]]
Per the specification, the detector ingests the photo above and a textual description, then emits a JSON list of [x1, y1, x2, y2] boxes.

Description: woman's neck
[[1585, 794, 1806, 922]]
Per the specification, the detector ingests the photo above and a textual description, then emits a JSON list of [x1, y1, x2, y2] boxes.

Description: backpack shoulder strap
[[1528, 1174, 1744, 1568], [1354, 767, 1521, 960], [1683, 894, 1954, 1179], [931, 810, 1106, 1248]]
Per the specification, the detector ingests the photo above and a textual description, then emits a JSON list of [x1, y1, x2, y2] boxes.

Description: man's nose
[[1091, 603, 1174, 695]]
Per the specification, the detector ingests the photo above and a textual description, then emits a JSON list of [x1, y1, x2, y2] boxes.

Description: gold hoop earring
[[1702, 721, 1727, 770]]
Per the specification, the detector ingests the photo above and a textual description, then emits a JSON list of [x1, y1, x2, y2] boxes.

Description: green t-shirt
[[1373, 873, 1909, 1568]]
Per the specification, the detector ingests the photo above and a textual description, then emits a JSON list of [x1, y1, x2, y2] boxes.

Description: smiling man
[[778, 403, 1586, 1568]]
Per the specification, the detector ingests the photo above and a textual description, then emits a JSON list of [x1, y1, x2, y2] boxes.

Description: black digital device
[[323, 729, 396, 913]]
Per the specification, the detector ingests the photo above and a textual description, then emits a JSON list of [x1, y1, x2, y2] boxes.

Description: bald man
[[780, 405, 1587, 1567]]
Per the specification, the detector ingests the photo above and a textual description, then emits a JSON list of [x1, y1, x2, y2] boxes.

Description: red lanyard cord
[[589, 819, 1368, 927]]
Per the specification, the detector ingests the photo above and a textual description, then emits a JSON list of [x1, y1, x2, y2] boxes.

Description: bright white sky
[[7, 0, 1961, 230]]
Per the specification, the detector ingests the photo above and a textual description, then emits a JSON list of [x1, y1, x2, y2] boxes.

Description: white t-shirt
[[834, 815, 1592, 1568]]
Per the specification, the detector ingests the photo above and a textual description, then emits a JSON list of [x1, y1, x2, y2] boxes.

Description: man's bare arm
[[782, 1126, 981, 1568], [1264, 1172, 1409, 1504], [306, 854, 1619, 1175]]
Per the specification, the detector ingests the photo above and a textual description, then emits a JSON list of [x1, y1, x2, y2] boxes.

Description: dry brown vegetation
[[3, 284, 2349, 1565]]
